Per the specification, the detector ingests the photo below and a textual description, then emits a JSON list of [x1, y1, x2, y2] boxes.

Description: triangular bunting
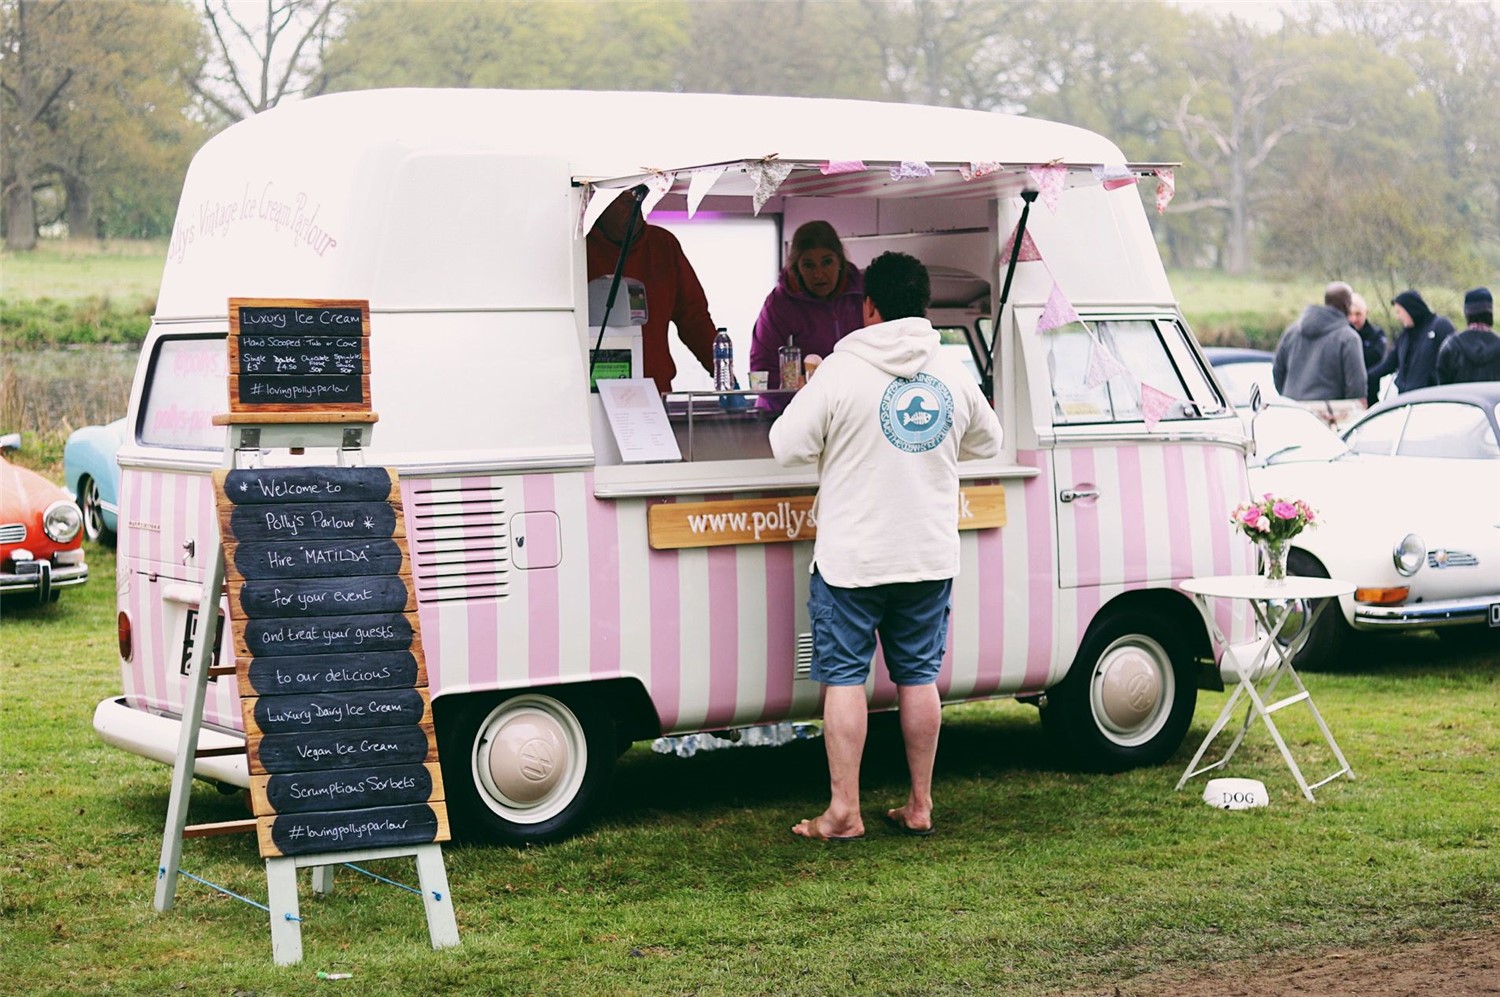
[[1027, 164, 1068, 212], [1092, 163, 1136, 191], [1140, 382, 1177, 431], [821, 160, 866, 175], [686, 165, 728, 218], [749, 160, 795, 215], [1036, 281, 1081, 333], [960, 161, 1001, 181], [890, 161, 934, 180], [998, 222, 1043, 265], [1083, 338, 1130, 387], [580, 185, 627, 237], [1155, 169, 1176, 214], [640, 171, 676, 219]]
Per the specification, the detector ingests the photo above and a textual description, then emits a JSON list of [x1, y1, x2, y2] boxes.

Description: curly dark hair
[[863, 251, 930, 321]]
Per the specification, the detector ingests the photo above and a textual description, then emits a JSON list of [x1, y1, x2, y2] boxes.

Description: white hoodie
[[769, 315, 1003, 587]]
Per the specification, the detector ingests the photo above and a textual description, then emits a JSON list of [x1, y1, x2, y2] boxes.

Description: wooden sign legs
[[266, 843, 458, 966]]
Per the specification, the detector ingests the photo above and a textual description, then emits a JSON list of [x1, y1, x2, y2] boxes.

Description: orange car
[[1, 434, 88, 603]]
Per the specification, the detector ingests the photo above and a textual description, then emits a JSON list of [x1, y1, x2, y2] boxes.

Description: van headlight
[[43, 500, 83, 543], [1393, 533, 1426, 577]]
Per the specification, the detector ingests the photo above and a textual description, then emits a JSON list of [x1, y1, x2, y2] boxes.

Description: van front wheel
[[1040, 608, 1196, 772], [440, 690, 615, 846]]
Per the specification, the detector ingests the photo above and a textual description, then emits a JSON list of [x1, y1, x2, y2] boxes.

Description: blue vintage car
[[63, 417, 127, 544]]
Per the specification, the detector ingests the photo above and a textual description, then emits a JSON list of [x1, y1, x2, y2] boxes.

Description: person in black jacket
[[1437, 287, 1500, 384], [1366, 289, 1455, 398], [1349, 292, 1386, 405]]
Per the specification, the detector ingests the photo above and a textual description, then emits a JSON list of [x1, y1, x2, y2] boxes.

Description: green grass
[[0, 238, 165, 304], [1, 544, 1496, 994]]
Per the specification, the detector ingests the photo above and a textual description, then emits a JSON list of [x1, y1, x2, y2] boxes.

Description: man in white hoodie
[[770, 251, 1004, 842]]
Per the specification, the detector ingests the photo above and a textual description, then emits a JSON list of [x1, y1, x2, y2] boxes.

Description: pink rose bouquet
[[1230, 493, 1317, 544]]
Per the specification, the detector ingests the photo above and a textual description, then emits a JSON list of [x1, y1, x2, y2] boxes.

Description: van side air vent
[[406, 481, 509, 603]]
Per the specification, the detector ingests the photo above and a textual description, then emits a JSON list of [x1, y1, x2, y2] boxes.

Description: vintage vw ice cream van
[[95, 89, 1255, 844]]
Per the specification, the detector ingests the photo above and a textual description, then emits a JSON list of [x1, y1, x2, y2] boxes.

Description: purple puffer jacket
[[749, 264, 865, 390]]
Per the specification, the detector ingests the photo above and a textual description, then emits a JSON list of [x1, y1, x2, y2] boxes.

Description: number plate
[[180, 608, 226, 677], [1489, 603, 1499, 628]]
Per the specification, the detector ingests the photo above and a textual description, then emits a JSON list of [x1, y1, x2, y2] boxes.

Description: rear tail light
[[1354, 587, 1410, 605], [117, 611, 133, 661]]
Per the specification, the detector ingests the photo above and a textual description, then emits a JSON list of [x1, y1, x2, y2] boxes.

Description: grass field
[[1, 542, 1496, 995], [0, 238, 165, 304]]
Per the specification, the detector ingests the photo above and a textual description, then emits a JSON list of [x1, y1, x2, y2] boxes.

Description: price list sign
[[214, 465, 449, 858], [228, 298, 371, 413]]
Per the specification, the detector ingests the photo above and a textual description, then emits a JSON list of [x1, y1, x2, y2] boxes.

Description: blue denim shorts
[[808, 569, 952, 687]]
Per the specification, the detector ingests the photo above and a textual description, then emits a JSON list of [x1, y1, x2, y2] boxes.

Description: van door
[[1035, 313, 1244, 590]]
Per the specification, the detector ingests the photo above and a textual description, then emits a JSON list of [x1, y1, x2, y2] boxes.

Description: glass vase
[[1258, 538, 1289, 584]]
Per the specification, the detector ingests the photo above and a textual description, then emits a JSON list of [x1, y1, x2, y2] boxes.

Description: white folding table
[[1177, 574, 1356, 801]]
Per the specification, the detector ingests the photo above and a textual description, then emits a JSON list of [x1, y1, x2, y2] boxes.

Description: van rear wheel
[[439, 690, 615, 846], [1040, 607, 1196, 772]]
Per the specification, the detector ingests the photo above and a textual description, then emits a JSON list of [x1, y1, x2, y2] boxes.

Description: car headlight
[[1393, 533, 1426, 577], [43, 499, 83, 543]]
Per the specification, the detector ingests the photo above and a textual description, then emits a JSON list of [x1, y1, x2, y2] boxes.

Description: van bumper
[[92, 697, 249, 788]]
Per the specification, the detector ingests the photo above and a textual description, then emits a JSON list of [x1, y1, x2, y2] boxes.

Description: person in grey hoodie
[[1437, 287, 1500, 384], [1272, 281, 1367, 402], [770, 251, 1002, 842]]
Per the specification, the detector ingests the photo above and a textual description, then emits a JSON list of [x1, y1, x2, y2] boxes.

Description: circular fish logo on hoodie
[[880, 373, 953, 452]]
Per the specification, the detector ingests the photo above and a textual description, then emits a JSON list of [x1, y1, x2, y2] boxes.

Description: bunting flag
[[1155, 169, 1176, 214], [1027, 164, 1068, 212], [1036, 281, 1081, 333], [1139, 382, 1177, 431], [1083, 337, 1130, 387], [686, 165, 728, 218], [749, 160, 795, 215], [821, 160, 866, 175], [1092, 163, 1137, 191], [998, 220, 1044, 265], [580, 185, 625, 237], [960, 161, 1001, 181], [890, 160, 935, 180], [640, 171, 677, 219]]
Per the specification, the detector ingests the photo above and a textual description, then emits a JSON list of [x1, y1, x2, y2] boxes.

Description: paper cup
[[748, 371, 769, 391]]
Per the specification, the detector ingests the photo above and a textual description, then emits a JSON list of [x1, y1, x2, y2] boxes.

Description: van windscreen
[[139, 334, 229, 450]]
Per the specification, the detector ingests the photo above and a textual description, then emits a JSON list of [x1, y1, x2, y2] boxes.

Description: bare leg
[[792, 684, 868, 839], [889, 682, 940, 832]]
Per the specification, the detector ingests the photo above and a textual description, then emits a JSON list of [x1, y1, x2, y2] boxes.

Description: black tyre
[[78, 474, 111, 544], [438, 689, 615, 846], [1285, 548, 1349, 670], [1041, 607, 1197, 772]]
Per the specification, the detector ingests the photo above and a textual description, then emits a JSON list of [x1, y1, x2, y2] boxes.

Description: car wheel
[[78, 475, 109, 544], [438, 689, 615, 846], [1286, 549, 1349, 670], [1040, 607, 1197, 772]]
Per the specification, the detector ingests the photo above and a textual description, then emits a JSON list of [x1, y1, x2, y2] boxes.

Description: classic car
[[63, 416, 127, 543], [1245, 386, 1500, 665], [1, 433, 89, 603]]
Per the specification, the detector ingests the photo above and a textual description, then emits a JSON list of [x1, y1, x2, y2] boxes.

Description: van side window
[[1046, 318, 1213, 425], [139, 335, 229, 450]]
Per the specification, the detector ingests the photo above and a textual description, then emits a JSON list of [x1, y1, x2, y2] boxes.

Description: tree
[[321, 0, 687, 93], [194, 0, 344, 122], [677, 1, 885, 100], [2, 0, 206, 248]]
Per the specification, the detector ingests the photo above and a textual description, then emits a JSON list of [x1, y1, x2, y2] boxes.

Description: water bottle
[[713, 328, 734, 390]]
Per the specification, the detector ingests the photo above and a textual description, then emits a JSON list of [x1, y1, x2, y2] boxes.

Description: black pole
[[588, 185, 649, 390], [989, 189, 1040, 391]]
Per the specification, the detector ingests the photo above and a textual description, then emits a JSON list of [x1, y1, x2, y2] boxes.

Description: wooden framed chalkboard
[[228, 298, 372, 415], [214, 465, 449, 858]]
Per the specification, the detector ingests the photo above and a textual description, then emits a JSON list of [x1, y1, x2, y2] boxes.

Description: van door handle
[[1060, 488, 1099, 503]]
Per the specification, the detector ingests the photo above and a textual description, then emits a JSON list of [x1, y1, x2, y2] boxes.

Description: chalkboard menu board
[[214, 465, 449, 858], [228, 298, 372, 414]]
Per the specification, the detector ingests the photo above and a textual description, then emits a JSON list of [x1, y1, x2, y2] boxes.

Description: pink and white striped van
[[95, 90, 1255, 844]]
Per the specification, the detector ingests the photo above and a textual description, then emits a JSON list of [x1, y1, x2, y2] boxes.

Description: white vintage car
[[1245, 382, 1500, 666]]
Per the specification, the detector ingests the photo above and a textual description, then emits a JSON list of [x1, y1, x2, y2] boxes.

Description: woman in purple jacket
[[750, 221, 865, 405]]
